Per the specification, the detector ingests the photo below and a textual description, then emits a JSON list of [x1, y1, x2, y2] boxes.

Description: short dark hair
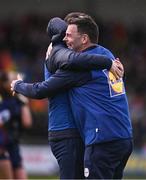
[[64, 12, 99, 43]]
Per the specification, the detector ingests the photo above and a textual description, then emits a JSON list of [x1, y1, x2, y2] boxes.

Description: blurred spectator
[[0, 124, 12, 179], [0, 71, 32, 179]]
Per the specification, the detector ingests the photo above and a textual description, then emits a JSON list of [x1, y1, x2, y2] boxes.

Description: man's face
[[63, 24, 83, 52]]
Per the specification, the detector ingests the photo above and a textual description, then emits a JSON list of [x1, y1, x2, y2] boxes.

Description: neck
[[80, 43, 97, 52]]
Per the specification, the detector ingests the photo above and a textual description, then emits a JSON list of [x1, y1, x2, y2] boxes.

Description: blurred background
[[0, 0, 146, 179]]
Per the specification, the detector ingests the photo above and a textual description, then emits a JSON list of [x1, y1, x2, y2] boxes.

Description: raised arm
[[46, 45, 123, 79], [46, 45, 112, 72], [11, 70, 91, 99]]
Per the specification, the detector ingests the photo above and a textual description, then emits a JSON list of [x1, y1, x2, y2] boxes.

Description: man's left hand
[[110, 58, 124, 80], [46, 43, 52, 60]]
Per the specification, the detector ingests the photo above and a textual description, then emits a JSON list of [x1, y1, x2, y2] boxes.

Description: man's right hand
[[110, 58, 124, 80], [11, 74, 23, 96]]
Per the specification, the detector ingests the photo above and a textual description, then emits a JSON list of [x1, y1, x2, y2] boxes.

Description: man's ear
[[82, 34, 88, 45]]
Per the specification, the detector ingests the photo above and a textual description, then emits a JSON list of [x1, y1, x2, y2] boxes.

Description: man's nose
[[63, 36, 67, 42]]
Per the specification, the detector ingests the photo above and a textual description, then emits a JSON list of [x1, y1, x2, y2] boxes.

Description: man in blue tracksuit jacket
[[11, 14, 132, 179]]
